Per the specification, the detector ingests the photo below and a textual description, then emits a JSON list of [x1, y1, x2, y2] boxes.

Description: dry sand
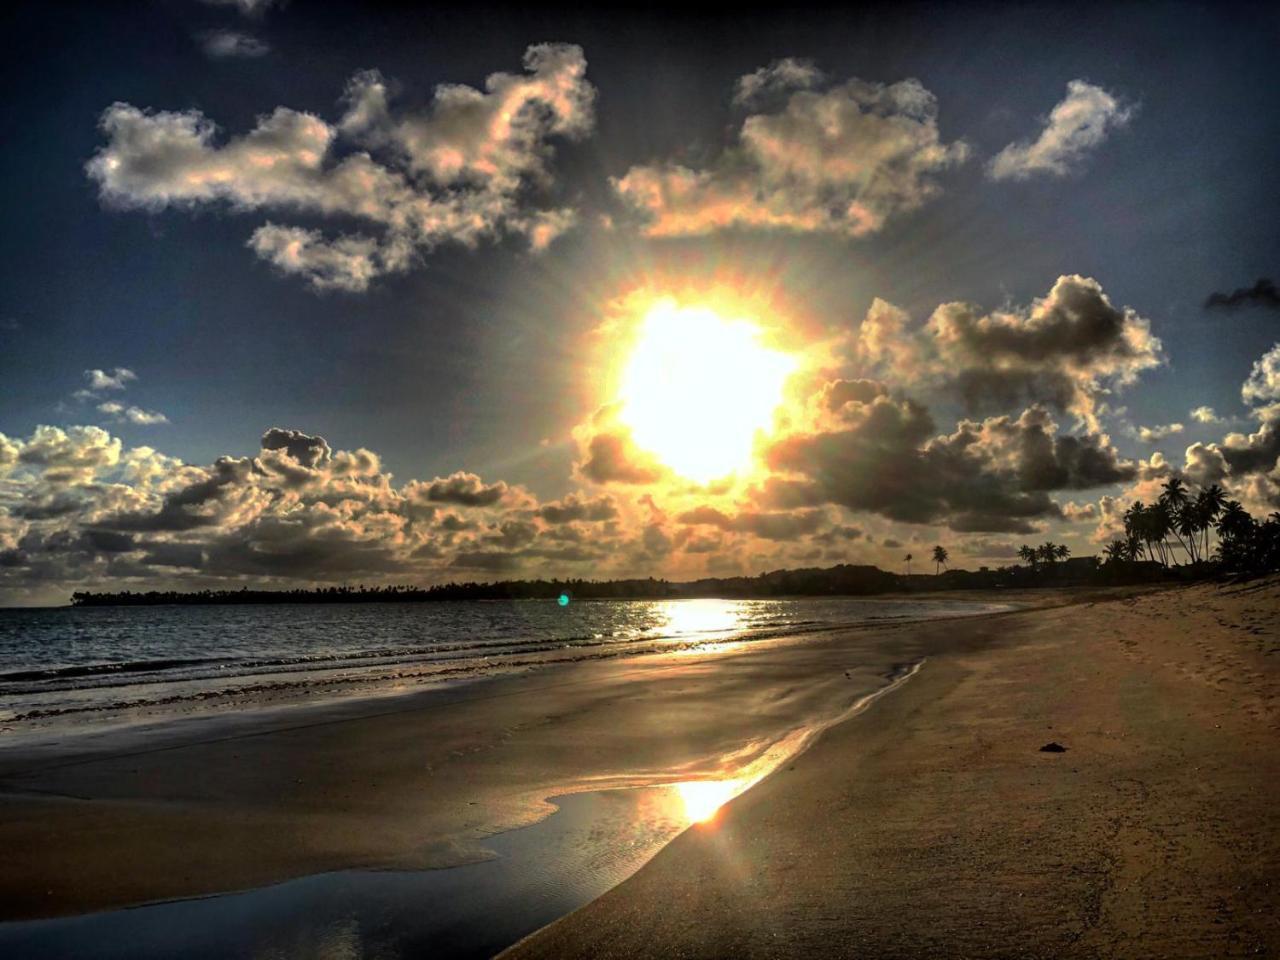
[[507, 578, 1280, 959], [1, 580, 1276, 959]]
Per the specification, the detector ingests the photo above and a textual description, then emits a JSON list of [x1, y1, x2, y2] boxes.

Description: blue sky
[[1, 1, 1278, 602]]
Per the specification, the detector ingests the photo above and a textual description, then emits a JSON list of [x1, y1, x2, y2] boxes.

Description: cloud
[[86, 44, 595, 291], [199, 29, 270, 59], [732, 58, 824, 107], [97, 402, 169, 426], [859, 275, 1163, 428], [84, 367, 137, 391], [613, 70, 968, 238], [1205, 278, 1280, 311], [1242, 342, 1280, 406], [675, 505, 826, 541], [987, 80, 1133, 181], [419, 471, 508, 507], [1190, 406, 1221, 424], [762, 388, 1132, 533], [198, 0, 280, 17], [537, 493, 618, 523], [1136, 422, 1183, 442]]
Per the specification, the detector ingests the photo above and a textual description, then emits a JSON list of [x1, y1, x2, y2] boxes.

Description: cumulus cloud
[[732, 58, 824, 107], [858, 275, 1163, 428], [1205, 278, 1280, 311], [84, 367, 137, 391], [613, 69, 968, 238], [1190, 406, 1221, 424], [0, 424, 657, 596], [987, 80, 1133, 181], [97, 402, 170, 426], [86, 44, 595, 291], [419, 471, 508, 507], [1242, 342, 1280, 406], [199, 29, 270, 59], [761, 389, 1133, 533], [1136, 422, 1183, 442], [675, 505, 826, 541]]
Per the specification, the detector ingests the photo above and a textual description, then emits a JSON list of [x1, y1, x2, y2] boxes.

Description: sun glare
[[674, 778, 748, 824], [616, 300, 796, 483]]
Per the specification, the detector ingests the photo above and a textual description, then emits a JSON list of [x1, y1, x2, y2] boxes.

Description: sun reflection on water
[[658, 599, 743, 642]]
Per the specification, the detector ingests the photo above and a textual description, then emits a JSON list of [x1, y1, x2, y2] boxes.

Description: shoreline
[[0, 593, 1029, 741], [506, 577, 1280, 958]]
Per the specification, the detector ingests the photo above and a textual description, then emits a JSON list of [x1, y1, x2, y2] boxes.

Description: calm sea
[[0, 596, 1009, 728]]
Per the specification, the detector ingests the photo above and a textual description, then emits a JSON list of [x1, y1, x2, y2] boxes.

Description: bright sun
[[616, 299, 796, 483]]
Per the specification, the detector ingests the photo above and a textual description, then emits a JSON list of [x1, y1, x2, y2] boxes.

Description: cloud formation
[[614, 69, 968, 238], [987, 80, 1132, 181], [857, 275, 1163, 428], [1136, 422, 1183, 442], [1205, 278, 1280, 311], [199, 29, 270, 59], [86, 44, 595, 291], [732, 58, 824, 107], [198, 0, 280, 16]]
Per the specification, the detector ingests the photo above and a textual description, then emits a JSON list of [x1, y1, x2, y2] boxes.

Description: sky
[[1, 0, 1278, 604]]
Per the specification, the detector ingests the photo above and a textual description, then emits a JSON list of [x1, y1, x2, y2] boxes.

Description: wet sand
[[507, 578, 1280, 959]]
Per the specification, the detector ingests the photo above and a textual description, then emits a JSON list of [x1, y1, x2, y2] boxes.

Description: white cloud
[[199, 29, 270, 59], [1136, 422, 1183, 442], [1242, 342, 1280, 406], [97, 401, 169, 426], [614, 71, 968, 238], [86, 44, 595, 291], [987, 80, 1133, 181], [84, 367, 137, 391], [1190, 405, 1221, 424]]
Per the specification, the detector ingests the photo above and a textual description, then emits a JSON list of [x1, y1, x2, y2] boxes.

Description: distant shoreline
[[65, 558, 1173, 607]]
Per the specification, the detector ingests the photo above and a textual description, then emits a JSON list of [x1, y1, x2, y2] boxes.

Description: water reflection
[[656, 599, 744, 643]]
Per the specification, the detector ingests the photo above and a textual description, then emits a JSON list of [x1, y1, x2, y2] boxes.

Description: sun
[[615, 299, 796, 483]]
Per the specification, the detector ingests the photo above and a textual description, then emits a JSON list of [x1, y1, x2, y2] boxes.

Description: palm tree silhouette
[[1018, 544, 1037, 569], [904, 553, 913, 576], [932, 545, 949, 575]]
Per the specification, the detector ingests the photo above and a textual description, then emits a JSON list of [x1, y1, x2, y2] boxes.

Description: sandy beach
[[1, 581, 1276, 957], [509, 579, 1280, 958]]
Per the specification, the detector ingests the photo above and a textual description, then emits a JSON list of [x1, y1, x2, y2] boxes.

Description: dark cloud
[[538, 493, 618, 524], [675, 505, 826, 541], [422, 472, 507, 506], [1204, 278, 1280, 311], [261, 427, 331, 468]]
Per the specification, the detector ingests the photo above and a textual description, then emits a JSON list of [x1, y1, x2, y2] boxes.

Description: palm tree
[[932, 545, 949, 575], [1103, 540, 1129, 565], [903, 553, 913, 576], [1159, 477, 1194, 563], [1038, 542, 1061, 567], [1196, 484, 1226, 558], [1018, 544, 1037, 569], [1054, 544, 1070, 562]]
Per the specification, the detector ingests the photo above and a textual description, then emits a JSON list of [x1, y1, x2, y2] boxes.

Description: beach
[[0, 581, 1276, 957], [509, 578, 1280, 958]]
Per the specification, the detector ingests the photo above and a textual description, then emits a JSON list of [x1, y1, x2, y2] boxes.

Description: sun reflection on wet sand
[[673, 778, 751, 823]]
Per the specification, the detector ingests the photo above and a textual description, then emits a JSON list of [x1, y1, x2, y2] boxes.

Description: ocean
[[0, 596, 1009, 731]]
